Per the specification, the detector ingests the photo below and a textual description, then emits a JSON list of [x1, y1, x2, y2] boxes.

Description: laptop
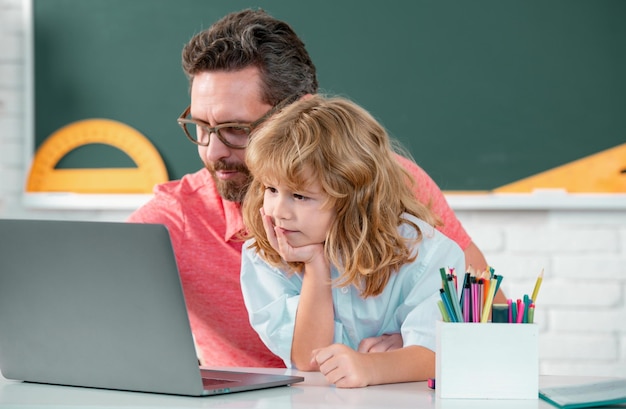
[[0, 219, 303, 396]]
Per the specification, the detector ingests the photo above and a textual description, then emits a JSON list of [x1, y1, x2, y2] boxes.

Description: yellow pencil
[[480, 277, 498, 323], [531, 268, 544, 303]]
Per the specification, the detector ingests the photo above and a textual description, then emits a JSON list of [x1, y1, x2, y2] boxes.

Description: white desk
[[0, 367, 615, 408]]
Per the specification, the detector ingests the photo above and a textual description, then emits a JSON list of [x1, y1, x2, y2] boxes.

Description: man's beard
[[207, 160, 252, 203]]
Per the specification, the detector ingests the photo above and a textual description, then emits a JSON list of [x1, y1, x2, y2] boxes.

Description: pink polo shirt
[[128, 157, 470, 367]]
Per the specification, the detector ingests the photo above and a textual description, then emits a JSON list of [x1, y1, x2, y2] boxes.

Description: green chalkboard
[[33, 0, 626, 191]]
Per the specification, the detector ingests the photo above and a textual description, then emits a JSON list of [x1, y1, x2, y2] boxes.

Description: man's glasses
[[177, 97, 296, 149]]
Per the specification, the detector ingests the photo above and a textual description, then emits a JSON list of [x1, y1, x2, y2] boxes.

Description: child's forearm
[[365, 345, 435, 385], [291, 256, 334, 370]]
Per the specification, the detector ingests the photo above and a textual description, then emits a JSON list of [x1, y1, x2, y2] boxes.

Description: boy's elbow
[[294, 362, 319, 372], [291, 355, 319, 372]]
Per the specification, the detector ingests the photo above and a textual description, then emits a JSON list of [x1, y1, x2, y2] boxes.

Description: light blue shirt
[[240, 214, 465, 368]]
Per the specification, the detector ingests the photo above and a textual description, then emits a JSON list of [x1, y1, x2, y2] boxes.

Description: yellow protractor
[[494, 143, 626, 193], [27, 119, 168, 193]]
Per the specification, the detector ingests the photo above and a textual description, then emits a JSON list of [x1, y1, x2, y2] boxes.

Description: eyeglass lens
[[184, 122, 251, 147]]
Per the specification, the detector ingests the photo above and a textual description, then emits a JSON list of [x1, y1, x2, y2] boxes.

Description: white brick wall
[[460, 209, 626, 377], [1, 0, 625, 378]]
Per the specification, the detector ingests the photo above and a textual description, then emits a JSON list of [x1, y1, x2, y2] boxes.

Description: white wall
[[1, 0, 625, 377]]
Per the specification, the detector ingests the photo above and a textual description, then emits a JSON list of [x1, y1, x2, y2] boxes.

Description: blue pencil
[[439, 288, 457, 322]]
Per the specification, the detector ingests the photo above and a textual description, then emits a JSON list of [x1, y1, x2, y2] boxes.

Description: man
[[128, 9, 496, 367]]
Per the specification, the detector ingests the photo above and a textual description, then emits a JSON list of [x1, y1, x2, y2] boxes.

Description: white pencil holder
[[435, 321, 538, 399]]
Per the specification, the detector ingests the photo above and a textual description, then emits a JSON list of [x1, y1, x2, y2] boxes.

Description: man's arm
[[465, 241, 507, 303], [394, 153, 471, 248]]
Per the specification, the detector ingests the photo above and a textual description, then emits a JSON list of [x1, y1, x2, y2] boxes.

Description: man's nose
[[203, 131, 232, 162]]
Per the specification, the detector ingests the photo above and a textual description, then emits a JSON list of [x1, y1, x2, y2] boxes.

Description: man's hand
[[358, 333, 403, 353]]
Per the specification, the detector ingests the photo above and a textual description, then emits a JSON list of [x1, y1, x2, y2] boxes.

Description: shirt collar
[[223, 200, 245, 242]]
